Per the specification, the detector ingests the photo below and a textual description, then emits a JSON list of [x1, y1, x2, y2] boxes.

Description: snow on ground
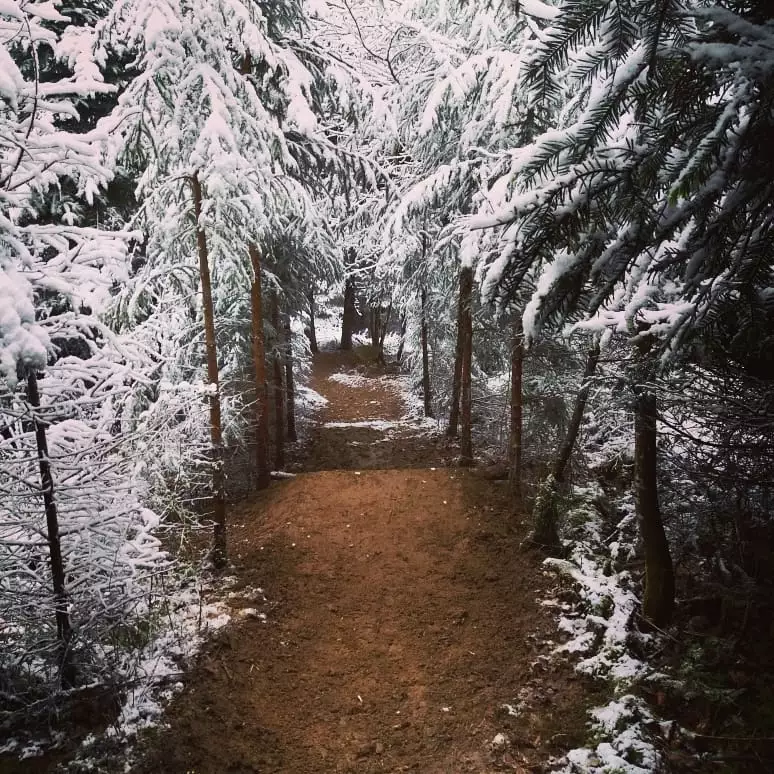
[[387, 373, 442, 430], [323, 419, 404, 430], [313, 304, 343, 349], [323, 365, 440, 435], [62, 576, 233, 771], [296, 383, 328, 409], [328, 371, 370, 387], [544, 485, 666, 774]]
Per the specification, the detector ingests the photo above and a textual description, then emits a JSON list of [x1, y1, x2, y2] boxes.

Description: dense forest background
[[2, 0, 773, 770]]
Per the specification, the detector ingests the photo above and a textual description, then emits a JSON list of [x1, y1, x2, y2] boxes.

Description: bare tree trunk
[[272, 291, 285, 470], [369, 305, 380, 349], [508, 317, 524, 506], [447, 265, 471, 437], [307, 290, 319, 355], [530, 339, 600, 555], [635, 379, 675, 627], [341, 277, 356, 350], [249, 245, 271, 490], [459, 266, 474, 465], [26, 370, 76, 686], [420, 287, 433, 418], [553, 339, 600, 483], [377, 299, 393, 363], [191, 173, 227, 568], [284, 313, 297, 442], [396, 314, 407, 364]]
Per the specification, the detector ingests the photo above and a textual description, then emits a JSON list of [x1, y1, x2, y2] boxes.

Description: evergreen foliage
[[471, 0, 774, 369]]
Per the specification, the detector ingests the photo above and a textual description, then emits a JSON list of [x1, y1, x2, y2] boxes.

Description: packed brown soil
[[292, 349, 455, 472], [135, 349, 591, 773]]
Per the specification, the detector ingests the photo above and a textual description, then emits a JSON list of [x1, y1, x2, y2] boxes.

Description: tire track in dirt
[[138, 350, 590, 773]]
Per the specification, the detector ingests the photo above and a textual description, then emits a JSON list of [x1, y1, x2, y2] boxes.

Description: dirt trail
[[139, 350, 588, 773]]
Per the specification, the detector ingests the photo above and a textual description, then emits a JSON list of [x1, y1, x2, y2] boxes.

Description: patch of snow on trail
[[328, 371, 369, 387], [560, 696, 660, 774], [297, 383, 328, 409], [387, 374, 441, 431], [323, 419, 403, 431], [312, 304, 343, 349]]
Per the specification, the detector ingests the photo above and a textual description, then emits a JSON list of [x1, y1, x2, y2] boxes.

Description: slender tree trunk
[[530, 338, 601, 553], [396, 314, 407, 364], [307, 290, 319, 355], [341, 277, 356, 350], [420, 287, 433, 418], [553, 339, 600, 483], [458, 266, 474, 465], [377, 300, 393, 363], [508, 317, 524, 506], [369, 306, 380, 349], [272, 291, 285, 470], [191, 173, 227, 568], [26, 370, 75, 686], [635, 380, 675, 628], [284, 313, 297, 442], [249, 245, 271, 490], [447, 265, 471, 437]]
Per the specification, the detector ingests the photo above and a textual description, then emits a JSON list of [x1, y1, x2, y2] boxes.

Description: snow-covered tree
[[102, 0, 379, 561], [1, 0, 168, 698], [463, 0, 774, 625]]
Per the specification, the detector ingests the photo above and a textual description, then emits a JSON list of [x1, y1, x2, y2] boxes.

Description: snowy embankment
[[79, 578, 231, 766], [544, 486, 669, 774]]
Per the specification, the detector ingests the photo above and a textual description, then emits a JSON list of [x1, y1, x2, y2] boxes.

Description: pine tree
[[467, 0, 774, 624], [1, 0, 168, 698], [103, 0, 359, 557]]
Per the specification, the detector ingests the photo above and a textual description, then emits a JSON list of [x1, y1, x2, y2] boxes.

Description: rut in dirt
[[138, 350, 588, 774]]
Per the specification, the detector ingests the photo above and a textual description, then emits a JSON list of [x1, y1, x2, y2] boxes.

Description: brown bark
[[284, 313, 297, 442], [27, 370, 76, 686], [191, 173, 227, 568], [369, 305, 380, 349], [420, 288, 433, 418], [447, 265, 471, 437], [459, 266, 474, 465], [272, 291, 285, 470], [508, 317, 524, 506], [635, 380, 675, 628], [377, 299, 393, 363], [307, 290, 319, 355], [396, 314, 407, 364], [249, 245, 271, 490], [553, 340, 600, 484], [341, 277, 356, 350]]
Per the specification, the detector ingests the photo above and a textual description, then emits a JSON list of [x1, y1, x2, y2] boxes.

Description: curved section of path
[[297, 350, 450, 471], [139, 350, 587, 773]]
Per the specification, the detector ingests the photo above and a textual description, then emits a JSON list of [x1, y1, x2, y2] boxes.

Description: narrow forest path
[[139, 350, 589, 773]]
